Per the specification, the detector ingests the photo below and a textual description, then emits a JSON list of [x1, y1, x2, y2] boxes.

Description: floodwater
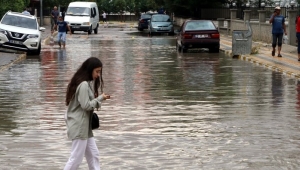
[[1, 29, 300, 169]]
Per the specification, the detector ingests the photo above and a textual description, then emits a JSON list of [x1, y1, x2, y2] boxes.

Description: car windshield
[[66, 7, 90, 16], [1, 15, 37, 30], [152, 15, 170, 22], [141, 14, 151, 19], [185, 21, 216, 31]]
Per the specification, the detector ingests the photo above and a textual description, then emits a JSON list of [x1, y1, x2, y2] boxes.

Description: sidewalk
[[1, 21, 300, 79], [220, 34, 300, 78]]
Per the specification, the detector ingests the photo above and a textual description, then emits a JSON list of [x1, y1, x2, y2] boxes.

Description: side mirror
[[39, 27, 46, 32]]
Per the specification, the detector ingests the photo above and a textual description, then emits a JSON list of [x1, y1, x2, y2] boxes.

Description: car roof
[[68, 2, 97, 7], [144, 13, 157, 15], [6, 11, 36, 19], [152, 14, 168, 16], [185, 20, 213, 22], [184, 20, 217, 30]]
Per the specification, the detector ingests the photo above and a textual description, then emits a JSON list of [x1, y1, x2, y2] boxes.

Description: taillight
[[211, 33, 220, 38], [183, 33, 192, 39], [140, 19, 144, 23]]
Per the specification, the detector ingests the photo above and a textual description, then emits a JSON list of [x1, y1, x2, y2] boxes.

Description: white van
[[64, 1, 99, 34]]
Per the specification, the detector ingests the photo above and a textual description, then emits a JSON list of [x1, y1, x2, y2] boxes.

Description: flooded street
[[1, 27, 300, 169]]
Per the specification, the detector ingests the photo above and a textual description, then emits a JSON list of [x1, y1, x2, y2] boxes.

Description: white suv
[[0, 11, 45, 55]]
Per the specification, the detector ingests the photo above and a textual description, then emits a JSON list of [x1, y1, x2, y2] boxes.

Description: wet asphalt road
[[1, 25, 300, 169]]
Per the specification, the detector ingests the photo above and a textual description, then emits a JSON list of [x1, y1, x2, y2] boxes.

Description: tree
[[0, 0, 29, 18]]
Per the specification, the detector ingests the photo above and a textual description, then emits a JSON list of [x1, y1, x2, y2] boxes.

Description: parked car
[[148, 14, 174, 36], [0, 11, 45, 55], [176, 20, 220, 53], [137, 13, 152, 31]]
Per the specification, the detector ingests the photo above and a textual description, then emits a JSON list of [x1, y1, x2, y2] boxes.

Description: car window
[[66, 7, 90, 16], [152, 15, 170, 22], [185, 21, 216, 31], [141, 14, 151, 19], [1, 15, 37, 30]]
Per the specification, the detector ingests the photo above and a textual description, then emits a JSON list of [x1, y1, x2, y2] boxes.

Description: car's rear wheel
[[209, 46, 219, 53], [94, 24, 98, 34], [181, 45, 188, 53]]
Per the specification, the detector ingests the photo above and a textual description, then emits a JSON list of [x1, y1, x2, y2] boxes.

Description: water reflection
[[272, 71, 284, 106], [297, 81, 300, 110]]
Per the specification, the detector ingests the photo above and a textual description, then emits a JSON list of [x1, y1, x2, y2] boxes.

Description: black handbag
[[91, 112, 99, 130]]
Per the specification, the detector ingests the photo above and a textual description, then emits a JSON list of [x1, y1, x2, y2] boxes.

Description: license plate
[[195, 34, 208, 38], [9, 40, 23, 45], [72, 26, 80, 28], [159, 28, 168, 30]]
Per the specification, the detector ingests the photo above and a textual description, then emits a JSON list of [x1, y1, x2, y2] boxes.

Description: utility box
[[232, 21, 252, 57]]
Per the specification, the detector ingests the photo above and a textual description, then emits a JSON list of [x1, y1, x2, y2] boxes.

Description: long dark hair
[[66, 57, 104, 106]]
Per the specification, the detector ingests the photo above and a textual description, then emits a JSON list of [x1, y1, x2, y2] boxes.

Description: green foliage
[[0, 0, 29, 18]]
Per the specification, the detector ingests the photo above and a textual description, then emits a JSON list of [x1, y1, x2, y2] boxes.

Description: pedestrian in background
[[102, 11, 107, 27], [51, 6, 59, 33], [102, 11, 107, 23], [64, 57, 110, 170], [296, 14, 300, 61], [22, 7, 30, 15], [54, 16, 71, 48], [269, 6, 287, 58]]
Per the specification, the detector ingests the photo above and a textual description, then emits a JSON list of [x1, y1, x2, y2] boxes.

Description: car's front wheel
[[28, 42, 41, 55], [88, 26, 92, 34], [94, 24, 98, 34]]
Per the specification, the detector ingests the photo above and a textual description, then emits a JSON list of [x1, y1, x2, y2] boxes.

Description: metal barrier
[[232, 21, 252, 57]]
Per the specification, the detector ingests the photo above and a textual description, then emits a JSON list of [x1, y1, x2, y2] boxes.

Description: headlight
[[27, 34, 39, 39], [82, 22, 90, 25], [0, 29, 7, 35]]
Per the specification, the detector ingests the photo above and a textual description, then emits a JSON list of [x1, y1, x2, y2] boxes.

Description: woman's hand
[[102, 93, 110, 100]]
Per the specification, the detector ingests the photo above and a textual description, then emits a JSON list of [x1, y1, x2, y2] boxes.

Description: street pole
[[40, 0, 43, 26]]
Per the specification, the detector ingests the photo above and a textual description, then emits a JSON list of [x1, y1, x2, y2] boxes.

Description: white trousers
[[64, 137, 100, 170]]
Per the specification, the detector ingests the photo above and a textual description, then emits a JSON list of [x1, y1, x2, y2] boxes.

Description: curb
[[0, 53, 26, 72]]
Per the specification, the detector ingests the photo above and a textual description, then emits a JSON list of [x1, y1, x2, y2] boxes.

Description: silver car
[[148, 14, 174, 36]]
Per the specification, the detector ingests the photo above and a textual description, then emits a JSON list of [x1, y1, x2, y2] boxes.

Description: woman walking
[[64, 57, 110, 170]]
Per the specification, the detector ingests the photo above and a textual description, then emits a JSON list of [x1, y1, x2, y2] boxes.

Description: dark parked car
[[137, 13, 152, 31], [176, 20, 220, 53], [148, 14, 174, 36]]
